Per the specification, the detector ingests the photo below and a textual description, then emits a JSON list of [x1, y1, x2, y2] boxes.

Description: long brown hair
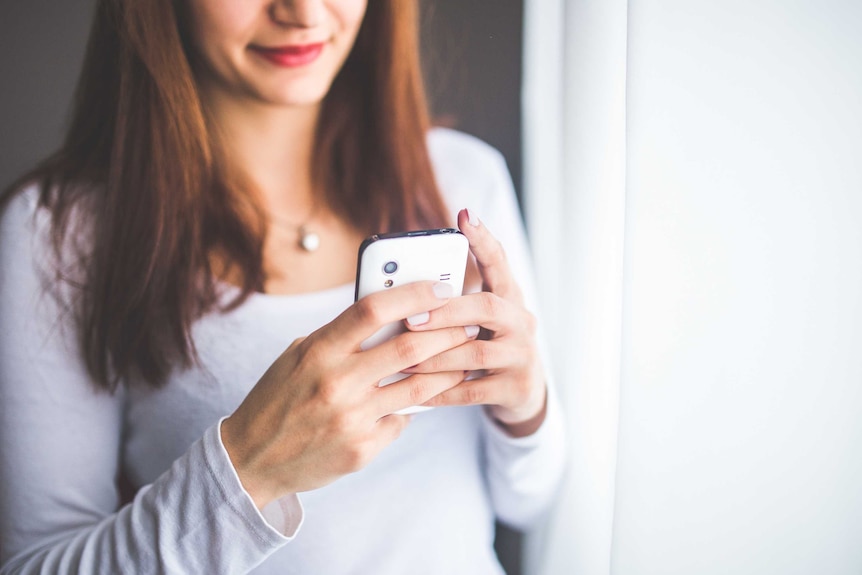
[[0, 0, 450, 392]]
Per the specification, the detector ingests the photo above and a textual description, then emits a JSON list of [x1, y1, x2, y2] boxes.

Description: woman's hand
[[403, 209, 548, 437], [220, 281, 475, 510]]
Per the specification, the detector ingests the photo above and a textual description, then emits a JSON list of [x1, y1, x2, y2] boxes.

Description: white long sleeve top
[[0, 129, 566, 575]]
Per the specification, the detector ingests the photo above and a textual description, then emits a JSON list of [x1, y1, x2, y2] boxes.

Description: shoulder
[[426, 127, 510, 191], [426, 127, 514, 217], [0, 183, 61, 333], [0, 183, 48, 256], [1, 182, 92, 295], [0, 183, 58, 298], [1, 182, 42, 216], [427, 127, 508, 174]]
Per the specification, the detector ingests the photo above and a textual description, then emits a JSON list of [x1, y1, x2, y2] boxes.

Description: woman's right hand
[[220, 281, 471, 510]]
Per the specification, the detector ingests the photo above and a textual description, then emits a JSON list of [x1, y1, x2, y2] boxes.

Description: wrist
[[220, 416, 275, 511], [489, 386, 548, 438]]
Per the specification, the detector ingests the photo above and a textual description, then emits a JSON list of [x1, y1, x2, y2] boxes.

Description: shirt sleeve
[[428, 130, 568, 531], [0, 188, 302, 574]]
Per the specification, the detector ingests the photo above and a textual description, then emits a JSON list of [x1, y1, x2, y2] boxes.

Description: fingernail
[[406, 311, 430, 326], [465, 208, 480, 227], [465, 324, 480, 338], [433, 282, 454, 299]]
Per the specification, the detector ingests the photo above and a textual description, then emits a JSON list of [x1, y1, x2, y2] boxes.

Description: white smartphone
[[355, 228, 469, 413]]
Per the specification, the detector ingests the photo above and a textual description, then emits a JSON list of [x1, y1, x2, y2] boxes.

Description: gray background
[[0, 0, 93, 190], [0, 1, 525, 573]]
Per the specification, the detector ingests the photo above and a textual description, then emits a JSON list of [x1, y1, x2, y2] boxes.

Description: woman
[[0, 0, 565, 573]]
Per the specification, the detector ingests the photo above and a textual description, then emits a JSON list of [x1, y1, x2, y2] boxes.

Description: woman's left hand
[[402, 208, 548, 437]]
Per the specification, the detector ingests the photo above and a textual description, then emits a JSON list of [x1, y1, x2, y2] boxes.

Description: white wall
[[613, 1, 862, 573]]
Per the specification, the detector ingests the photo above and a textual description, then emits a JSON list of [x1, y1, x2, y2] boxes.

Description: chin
[[259, 82, 333, 108]]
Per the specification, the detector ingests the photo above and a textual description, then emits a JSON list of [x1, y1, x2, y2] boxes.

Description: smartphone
[[355, 228, 469, 412]]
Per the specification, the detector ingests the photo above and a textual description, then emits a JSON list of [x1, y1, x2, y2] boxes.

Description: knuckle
[[417, 355, 438, 373], [288, 337, 306, 352], [329, 411, 358, 436], [316, 384, 337, 407], [515, 344, 540, 374], [434, 300, 454, 323], [514, 377, 534, 402], [464, 386, 487, 405], [470, 341, 492, 368], [480, 292, 502, 317], [296, 337, 326, 367], [315, 373, 345, 407], [354, 297, 384, 327], [393, 334, 421, 363], [407, 377, 429, 406]]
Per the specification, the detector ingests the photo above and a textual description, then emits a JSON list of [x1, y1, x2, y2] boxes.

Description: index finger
[[457, 209, 523, 303], [321, 280, 455, 350]]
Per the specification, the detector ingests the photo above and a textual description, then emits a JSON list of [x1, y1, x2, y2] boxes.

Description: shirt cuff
[[479, 389, 567, 529], [204, 418, 305, 541], [479, 390, 562, 450]]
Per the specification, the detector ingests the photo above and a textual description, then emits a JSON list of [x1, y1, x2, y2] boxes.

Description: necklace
[[297, 224, 321, 252], [270, 203, 321, 252]]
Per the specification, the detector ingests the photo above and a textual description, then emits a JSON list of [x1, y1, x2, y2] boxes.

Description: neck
[[205, 90, 321, 217]]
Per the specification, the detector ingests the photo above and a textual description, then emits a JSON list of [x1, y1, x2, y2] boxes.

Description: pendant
[[299, 226, 320, 252]]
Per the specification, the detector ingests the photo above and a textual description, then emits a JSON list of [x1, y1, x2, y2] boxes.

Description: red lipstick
[[250, 42, 325, 67]]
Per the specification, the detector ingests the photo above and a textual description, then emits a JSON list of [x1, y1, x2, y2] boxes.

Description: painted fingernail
[[465, 324, 480, 338], [465, 208, 480, 227], [433, 282, 454, 299], [406, 311, 430, 326]]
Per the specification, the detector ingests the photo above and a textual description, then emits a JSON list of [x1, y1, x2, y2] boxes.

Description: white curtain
[[522, 1, 862, 574], [522, 1, 628, 574]]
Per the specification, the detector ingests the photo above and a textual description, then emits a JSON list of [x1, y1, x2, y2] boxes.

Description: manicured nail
[[465, 208, 480, 227], [433, 282, 454, 299], [465, 325, 480, 338], [406, 311, 430, 326]]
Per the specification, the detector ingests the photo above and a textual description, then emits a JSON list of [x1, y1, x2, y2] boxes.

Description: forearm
[[1, 423, 299, 575], [482, 389, 567, 531]]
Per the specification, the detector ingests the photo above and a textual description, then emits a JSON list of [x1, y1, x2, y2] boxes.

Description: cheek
[[187, 0, 261, 56], [331, 0, 368, 36]]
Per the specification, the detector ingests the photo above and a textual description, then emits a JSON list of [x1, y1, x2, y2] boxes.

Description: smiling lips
[[250, 42, 325, 67]]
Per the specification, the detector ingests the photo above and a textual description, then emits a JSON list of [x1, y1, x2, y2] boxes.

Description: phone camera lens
[[383, 261, 398, 275]]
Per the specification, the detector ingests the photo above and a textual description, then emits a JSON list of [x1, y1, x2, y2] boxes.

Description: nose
[[270, 0, 325, 28]]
